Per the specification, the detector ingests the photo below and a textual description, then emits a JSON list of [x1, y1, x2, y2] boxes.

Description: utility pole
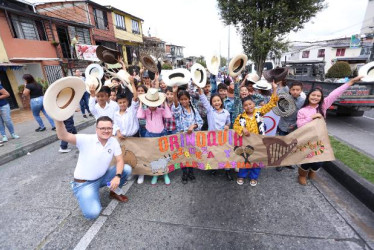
[[227, 25, 230, 68]]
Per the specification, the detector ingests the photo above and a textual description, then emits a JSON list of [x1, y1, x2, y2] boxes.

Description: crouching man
[[56, 116, 132, 219]]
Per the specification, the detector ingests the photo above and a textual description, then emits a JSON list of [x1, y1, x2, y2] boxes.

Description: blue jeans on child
[[166, 130, 176, 135], [145, 130, 166, 137], [238, 168, 261, 180], [30, 96, 55, 128], [71, 164, 132, 219], [0, 103, 15, 136]]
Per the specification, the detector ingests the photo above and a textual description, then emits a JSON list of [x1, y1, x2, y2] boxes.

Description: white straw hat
[[85, 63, 104, 79], [206, 54, 220, 76], [229, 54, 248, 77], [85, 75, 102, 94], [190, 63, 207, 88], [138, 88, 166, 107], [163, 68, 191, 87], [253, 79, 272, 90], [107, 69, 133, 93], [358, 61, 374, 82]]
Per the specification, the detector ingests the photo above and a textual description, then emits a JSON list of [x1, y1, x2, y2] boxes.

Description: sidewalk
[[0, 109, 95, 166]]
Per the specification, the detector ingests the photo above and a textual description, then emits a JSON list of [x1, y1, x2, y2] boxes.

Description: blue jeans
[[166, 130, 176, 135], [79, 92, 90, 115], [210, 76, 217, 94], [145, 130, 165, 137], [60, 116, 77, 149], [71, 164, 132, 219], [238, 168, 261, 180], [0, 103, 15, 136], [139, 125, 147, 137], [30, 96, 55, 128]]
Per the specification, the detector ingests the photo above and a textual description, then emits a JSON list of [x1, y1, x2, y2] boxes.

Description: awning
[[10, 58, 60, 61], [0, 62, 25, 71]]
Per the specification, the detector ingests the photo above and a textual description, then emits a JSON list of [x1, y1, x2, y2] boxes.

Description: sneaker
[[83, 114, 87, 118], [188, 172, 196, 183], [250, 179, 258, 186], [51, 127, 56, 131], [151, 176, 158, 185], [11, 133, 19, 139], [35, 127, 46, 132], [182, 172, 188, 184], [88, 113, 93, 117], [2, 135, 8, 142], [137, 175, 144, 184], [58, 147, 71, 153], [164, 174, 171, 185]]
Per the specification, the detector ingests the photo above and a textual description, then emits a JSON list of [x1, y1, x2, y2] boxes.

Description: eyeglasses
[[96, 127, 113, 131]]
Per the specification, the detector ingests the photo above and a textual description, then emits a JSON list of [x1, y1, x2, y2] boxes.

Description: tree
[[217, 0, 325, 76], [196, 55, 207, 68], [325, 61, 352, 78], [220, 56, 227, 67]]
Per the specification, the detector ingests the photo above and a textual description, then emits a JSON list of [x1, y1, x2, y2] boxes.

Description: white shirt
[[74, 134, 122, 180], [109, 100, 120, 112], [89, 97, 119, 121], [113, 100, 140, 136]]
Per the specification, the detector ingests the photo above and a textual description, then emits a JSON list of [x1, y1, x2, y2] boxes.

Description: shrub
[[162, 63, 173, 70], [326, 61, 352, 78]]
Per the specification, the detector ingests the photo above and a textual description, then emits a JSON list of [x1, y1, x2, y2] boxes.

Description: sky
[[29, 0, 370, 58]]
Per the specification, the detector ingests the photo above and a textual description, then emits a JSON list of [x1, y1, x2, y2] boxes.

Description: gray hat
[[272, 93, 297, 117]]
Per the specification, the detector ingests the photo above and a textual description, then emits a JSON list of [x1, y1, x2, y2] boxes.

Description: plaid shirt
[[188, 83, 210, 118], [172, 103, 203, 132], [163, 102, 177, 132]]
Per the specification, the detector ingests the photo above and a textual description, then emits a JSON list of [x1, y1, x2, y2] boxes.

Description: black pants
[[300, 162, 323, 171], [60, 116, 77, 149], [182, 167, 194, 174]]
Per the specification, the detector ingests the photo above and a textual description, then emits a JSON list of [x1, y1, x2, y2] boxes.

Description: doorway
[[57, 26, 71, 58], [0, 71, 18, 109]]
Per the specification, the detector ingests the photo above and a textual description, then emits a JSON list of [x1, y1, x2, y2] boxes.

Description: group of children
[[86, 63, 363, 187]]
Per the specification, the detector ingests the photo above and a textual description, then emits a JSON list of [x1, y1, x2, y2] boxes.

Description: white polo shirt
[[113, 100, 140, 137], [74, 134, 122, 180], [89, 97, 119, 121]]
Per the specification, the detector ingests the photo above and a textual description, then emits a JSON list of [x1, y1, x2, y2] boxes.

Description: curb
[[0, 119, 95, 166], [324, 160, 374, 212]]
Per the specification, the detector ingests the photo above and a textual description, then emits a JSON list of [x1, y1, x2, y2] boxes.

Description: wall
[[36, 2, 89, 24], [112, 12, 143, 44]]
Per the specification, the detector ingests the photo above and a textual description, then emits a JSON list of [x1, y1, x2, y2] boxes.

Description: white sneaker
[[58, 147, 71, 153], [137, 175, 144, 184]]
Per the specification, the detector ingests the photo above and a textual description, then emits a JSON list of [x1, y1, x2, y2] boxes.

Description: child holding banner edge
[[296, 75, 363, 185], [233, 81, 279, 186], [172, 86, 203, 184]]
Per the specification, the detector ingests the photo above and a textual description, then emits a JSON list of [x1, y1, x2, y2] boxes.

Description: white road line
[[74, 179, 135, 250], [363, 115, 374, 121]]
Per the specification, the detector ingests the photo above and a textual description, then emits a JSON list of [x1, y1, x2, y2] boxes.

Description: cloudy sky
[[29, 0, 369, 58]]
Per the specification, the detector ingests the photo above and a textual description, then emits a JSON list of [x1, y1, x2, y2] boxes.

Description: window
[[132, 20, 140, 34], [10, 15, 47, 40], [317, 49, 325, 58], [68, 26, 91, 45], [336, 48, 346, 56], [115, 14, 126, 30], [302, 50, 310, 58], [93, 8, 108, 30]]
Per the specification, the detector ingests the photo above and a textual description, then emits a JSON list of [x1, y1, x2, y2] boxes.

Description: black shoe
[[188, 172, 196, 183], [51, 127, 56, 131], [225, 171, 233, 181], [210, 170, 217, 176], [40, 127, 46, 131], [88, 113, 93, 117], [83, 114, 87, 118], [35, 127, 42, 132], [276, 167, 283, 172], [182, 173, 188, 184], [285, 165, 295, 170]]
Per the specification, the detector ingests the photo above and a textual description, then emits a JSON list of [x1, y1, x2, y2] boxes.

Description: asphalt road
[[0, 125, 373, 249], [327, 109, 374, 159]]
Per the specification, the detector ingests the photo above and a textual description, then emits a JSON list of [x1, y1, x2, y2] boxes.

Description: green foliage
[[220, 56, 227, 67], [330, 136, 374, 184], [325, 61, 352, 78], [196, 55, 207, 68], [162, 63, 173, 70], [217, 0, 325, 76], [36, 78, 49, 92], [18, 85, 24, 94]]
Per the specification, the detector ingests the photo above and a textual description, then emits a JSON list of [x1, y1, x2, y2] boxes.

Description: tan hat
[[263, 67, 288, 82], [140, 54, 158, 73], [229, 54, 248, 77], [85, 63, 104, 79], [253, 79, 272, 90], [85, 75, 102, 94], [138, 88, 166, 107], [96, 45, 121, 64], [163, 68, 191, 87], [190, 63, 207, 88], [272, 93, 297, 117], [107, 69, 133, 93], [206, 54, 220, 75], [43, 77, 86, 121], [246, 73, 260, 84], [358, 62, 374, 82]]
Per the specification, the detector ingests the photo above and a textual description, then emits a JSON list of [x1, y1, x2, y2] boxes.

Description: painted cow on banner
[[144, 154, 171, 174]]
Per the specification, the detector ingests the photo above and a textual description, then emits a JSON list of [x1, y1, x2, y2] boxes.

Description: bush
[[162, 63, 173, 70], [36, 78, 49, 93], [18, 85, 24, 94], [326, 61, 352, 78]]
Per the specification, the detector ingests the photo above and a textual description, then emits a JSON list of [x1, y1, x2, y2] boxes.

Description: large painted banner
[[75, 44, 99, 61], [117, 119, 334, 176]]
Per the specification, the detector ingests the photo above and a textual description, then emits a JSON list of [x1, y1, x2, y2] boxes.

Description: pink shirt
[[297, 83, 350, 128], [137, 104, 172, 133]]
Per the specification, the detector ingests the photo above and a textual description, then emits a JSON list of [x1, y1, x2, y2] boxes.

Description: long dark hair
[[210, 93, 224, 109], [177, 90, 197, 117], [302, 87, 325, 117], [22, 74, 37, 84]]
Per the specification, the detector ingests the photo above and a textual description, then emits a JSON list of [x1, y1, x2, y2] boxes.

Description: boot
[[308, 170, 317, 180], [151, 176, 158, 185], [298, 168, 308, 185], [164, 174, 170, 185]]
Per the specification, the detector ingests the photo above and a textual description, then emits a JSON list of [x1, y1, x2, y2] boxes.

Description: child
[[218, 83, 234, 124], [110, 89, 117, 102], [198, 87, 233, 180], [89, 85, 118, 121], [136, 85, 148, 138], [296, 76, 362, 185], [275, 81, 306, 172], [188, 80, 211, 130], [137, 88, 172, 185], [113, 76, 139, 139], [164, 87, 177, 135], [172, 86, 203, 184], [233, 81, 279, 186]]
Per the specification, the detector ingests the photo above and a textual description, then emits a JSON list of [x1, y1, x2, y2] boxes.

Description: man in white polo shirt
[[56, 116, 132, 219]]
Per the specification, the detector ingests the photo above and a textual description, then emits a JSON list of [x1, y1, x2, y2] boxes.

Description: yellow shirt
[[233, 93, 278, 136]]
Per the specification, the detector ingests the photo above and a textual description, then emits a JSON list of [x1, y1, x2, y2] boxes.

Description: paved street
[[327, 110, 374, 158], [0, 125, 373, 249]]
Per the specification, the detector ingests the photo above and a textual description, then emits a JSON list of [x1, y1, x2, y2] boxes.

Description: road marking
[[363, 115, 374, 121], [74, 179, 135, 250]]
